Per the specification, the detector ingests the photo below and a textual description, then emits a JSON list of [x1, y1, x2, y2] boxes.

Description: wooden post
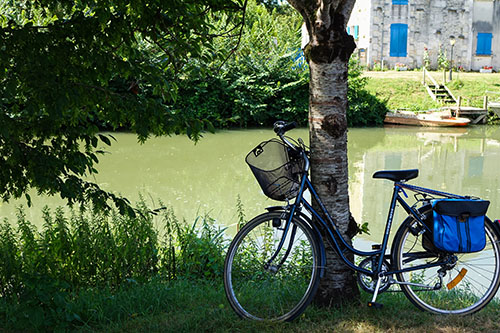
[[423, 68, 426, 85], [456, 96, 462, 117], [483, 96, 488, 124]]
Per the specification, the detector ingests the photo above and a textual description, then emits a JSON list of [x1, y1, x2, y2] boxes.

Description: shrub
[[347, 57, 388, 126], [175, 215, 227, 280]]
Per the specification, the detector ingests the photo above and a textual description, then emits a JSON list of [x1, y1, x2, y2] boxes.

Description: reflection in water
[[349, 125, 500, 250], [1, 126, 500, 248]]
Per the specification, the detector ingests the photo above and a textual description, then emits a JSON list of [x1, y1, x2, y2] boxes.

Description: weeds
[[0, 200, 227, 330]]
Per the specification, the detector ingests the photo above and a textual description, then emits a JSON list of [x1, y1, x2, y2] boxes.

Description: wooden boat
[[384, 110, 470, 127]]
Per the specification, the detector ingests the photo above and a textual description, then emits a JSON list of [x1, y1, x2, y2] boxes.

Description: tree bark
[[288, 0, 359, 306]]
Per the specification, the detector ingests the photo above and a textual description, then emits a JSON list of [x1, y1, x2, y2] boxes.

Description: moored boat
[[384, 110, 470, 127]]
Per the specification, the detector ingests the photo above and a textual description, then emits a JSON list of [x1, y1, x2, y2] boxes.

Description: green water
[[2, 125, 500, 247]]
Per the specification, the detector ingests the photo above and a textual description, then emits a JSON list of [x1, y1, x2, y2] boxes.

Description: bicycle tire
[[393, 207, 500, 315], [224, 212, 322, 321]]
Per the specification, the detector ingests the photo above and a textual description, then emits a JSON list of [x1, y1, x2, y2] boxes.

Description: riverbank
[[364, 70, 500, 112]]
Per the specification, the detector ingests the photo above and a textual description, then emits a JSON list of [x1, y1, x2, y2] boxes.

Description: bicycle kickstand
[[367, 274, 384, 309]]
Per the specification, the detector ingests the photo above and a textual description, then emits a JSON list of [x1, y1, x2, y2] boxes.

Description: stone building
[[348, 0, 500, 71]]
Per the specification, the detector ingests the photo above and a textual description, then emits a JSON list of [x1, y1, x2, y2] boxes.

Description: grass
[[65, 280, 500, 333], [364, 70, 500, 111], [2, 202, 500, 331]]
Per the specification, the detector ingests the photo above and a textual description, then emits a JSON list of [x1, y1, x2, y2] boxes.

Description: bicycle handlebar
[[273, 121, 296, 135], [273, 120, 311, 174]]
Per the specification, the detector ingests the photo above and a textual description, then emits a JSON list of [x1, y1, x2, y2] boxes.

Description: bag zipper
[[456, 218, 463, 252], [465, 217, 471, 252]]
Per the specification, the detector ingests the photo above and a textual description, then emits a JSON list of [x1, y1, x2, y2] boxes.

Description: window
[[390, 24, 408, 57], [393, 0, 408, 4], [347, 26, 359, 40], [476, 33, 492, 55]]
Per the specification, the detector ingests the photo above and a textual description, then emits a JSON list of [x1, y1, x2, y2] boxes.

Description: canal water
[[2, 125, 500, 248]]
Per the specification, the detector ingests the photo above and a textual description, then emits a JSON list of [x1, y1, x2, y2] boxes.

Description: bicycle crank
[[357, 257, 392, 294]]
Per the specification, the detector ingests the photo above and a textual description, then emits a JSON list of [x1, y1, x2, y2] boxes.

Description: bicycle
[[223, 121, 500, 321]]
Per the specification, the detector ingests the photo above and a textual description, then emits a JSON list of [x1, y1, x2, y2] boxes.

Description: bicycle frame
[[226, 124, 500, 318], [267, 148, 466, 281]]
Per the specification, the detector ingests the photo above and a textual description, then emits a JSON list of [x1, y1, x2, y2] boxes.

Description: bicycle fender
[[265, 206, 326, 278]]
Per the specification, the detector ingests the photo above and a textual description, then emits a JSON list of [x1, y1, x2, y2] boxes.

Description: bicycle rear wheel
[[393, 211, 500, 315], [224, 212, 321, 321]]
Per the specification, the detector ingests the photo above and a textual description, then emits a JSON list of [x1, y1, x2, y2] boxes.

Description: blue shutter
[[477, 33, 492, 55], [347, 26, 351, 35], [390, 24, 408, 57], [354, 25, 359, 40], [393, 0, 408, 4]]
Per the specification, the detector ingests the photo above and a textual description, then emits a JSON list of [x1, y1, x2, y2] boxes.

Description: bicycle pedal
[[367, 302, 383, 309]]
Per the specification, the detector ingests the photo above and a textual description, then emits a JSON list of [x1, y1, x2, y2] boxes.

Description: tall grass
[[3, 200, 498, 331], [0, 201, 227, 330]]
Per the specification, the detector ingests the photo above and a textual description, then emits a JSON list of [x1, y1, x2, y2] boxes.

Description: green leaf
[[98, 134, 112, 146]]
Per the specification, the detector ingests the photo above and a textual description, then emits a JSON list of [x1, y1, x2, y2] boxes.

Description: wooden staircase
[[423, 69, 457, 104]]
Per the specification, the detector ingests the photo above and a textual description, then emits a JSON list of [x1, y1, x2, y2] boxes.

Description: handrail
[[423, 68, 439, 88], [443, 85, 457, 103]]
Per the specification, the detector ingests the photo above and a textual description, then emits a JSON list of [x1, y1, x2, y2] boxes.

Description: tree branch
[[71, 82, 127, 98], [339, 0, 357, 26], [216, 0, 248, 72]]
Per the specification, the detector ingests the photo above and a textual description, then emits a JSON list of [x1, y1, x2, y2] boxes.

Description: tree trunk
[[288, 0, 359, 306], [309, 59, 360, 306]]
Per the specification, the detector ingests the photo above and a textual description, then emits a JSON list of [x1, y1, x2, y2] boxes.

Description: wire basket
[[246, 139, 304, 201]]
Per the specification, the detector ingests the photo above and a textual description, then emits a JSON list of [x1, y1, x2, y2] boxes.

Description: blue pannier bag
[[432, 199, 489, 253]]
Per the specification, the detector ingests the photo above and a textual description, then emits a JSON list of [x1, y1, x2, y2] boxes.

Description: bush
[[347, 57, 388, 126], [175, 215, 227, 280]]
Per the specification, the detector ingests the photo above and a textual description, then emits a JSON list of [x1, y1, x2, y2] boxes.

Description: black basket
[[246, 139, 304, 201]]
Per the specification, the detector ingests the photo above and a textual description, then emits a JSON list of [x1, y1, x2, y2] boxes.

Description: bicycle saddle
[[372, 169, 419, 182]]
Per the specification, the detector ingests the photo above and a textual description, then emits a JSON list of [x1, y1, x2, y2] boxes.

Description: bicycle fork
[[263, 211, 297, 273]]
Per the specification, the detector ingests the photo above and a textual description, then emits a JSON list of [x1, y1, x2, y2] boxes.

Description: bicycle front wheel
[[394, 213, 500, 315], [224, 212, 321, 321]]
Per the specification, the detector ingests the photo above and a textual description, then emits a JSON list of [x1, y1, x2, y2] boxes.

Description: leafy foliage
[[0, 0, 246, 212], [173, 0, 309, 127], [0, 0, 387, 214], [347, 57, 388, 126], [175, 215, 227, 280], [437, 46, 450, 70], [0, 201, 227, 329], [171, 1, 387, 128]]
